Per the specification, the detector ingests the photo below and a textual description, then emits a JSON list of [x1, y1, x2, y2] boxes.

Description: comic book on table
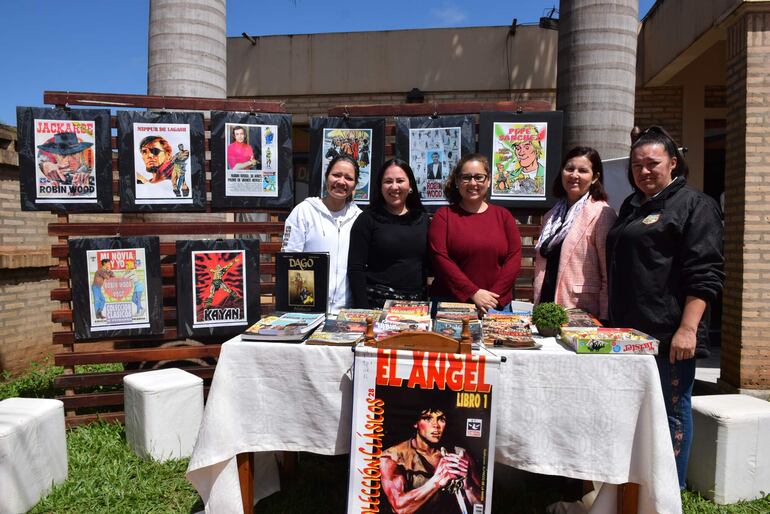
[[275, 252, 329, 314], [433, 302, 482, 345], [482, 312, 538, 349], [241, 312, 325, 342], [564, 308, 603, 327], [376, 300, 431, 338]]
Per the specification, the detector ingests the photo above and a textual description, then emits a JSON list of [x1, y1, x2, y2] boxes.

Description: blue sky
[[0, 1, 655, 126]]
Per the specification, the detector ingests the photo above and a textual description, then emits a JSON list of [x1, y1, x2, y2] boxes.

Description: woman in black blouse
[[348, 158, 430, 308]]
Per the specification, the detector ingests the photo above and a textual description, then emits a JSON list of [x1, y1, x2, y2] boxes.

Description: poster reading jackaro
[[347, 346, 501, 514], [34, 119, 97, 203], [87, 248, 150, 331]]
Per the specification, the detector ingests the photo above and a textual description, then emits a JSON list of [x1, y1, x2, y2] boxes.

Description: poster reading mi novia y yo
[[348, 347, 501, 514], [87, 247, 150, 331]]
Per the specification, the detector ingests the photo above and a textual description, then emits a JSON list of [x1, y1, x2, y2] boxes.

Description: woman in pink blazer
[[533, 146, 617, 320]]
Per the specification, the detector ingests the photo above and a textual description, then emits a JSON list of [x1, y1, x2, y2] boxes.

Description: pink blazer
[[533, 199, 617, 319]]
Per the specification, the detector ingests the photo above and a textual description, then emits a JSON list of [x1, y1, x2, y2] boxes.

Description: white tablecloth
[[186, 337, 681, 514]]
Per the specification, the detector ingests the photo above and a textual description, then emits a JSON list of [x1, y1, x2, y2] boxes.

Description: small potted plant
[[531, 302, 568, 337]]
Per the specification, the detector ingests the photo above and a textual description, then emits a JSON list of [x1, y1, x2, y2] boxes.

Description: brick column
[[721, 9, 770, 396]]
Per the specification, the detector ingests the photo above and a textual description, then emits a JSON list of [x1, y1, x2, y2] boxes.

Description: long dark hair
[[553, 146, 607, 201], [443, 153, 490, 205], [325, 154, 360, 202], [371, 158, 424, 213], [627, 125, 688, 191]]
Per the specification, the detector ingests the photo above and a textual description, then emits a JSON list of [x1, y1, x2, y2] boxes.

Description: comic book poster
[[209, 111, 294, 209], [117, 111, 206, 212], [309, 117, 385, 205], [394, 116, 475, 210], [321, 128, 373, 201], [69, 237, 163, 340], [87, 248, 149, 331], [478, 111, 562, 209], [275, 252, 329, 314], [16, 107, 112, 212], [176, 239, 261, 338], [347, 346, 501, 514]]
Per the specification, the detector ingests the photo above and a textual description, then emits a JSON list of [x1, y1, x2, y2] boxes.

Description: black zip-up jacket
[[606, 178, 724, 350]]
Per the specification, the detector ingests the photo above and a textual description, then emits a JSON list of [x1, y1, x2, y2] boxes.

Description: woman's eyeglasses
[[459, 174, 488, 184]]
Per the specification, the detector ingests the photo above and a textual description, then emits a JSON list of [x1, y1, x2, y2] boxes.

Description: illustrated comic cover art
[[491, 122, 548, 199], [276, 252, 330, 314], [132, 122, 193, 204], [408, 127, 461, 203], [321, 128, 373, 202], [192, 250, 247, 329], [347, 347, 501, 514], [16, 107, 113, 212], [224, 122, 278, 197], [175, 239, 261, 338], [87, 248, 150, 331]]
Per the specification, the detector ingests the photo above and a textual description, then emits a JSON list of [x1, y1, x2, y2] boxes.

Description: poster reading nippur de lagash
[[347, 347, 501, 514]]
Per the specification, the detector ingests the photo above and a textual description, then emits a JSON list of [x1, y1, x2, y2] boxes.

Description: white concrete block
[[689, 394, 770, 504], [0, 398, 68, 514], [124, 368, 203, 462]]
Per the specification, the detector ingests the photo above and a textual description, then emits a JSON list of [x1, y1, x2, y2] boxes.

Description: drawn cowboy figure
[[37, 132, 93, 188]]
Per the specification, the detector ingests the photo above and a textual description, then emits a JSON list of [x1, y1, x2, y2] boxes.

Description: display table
[[186, 336, 682, 514]]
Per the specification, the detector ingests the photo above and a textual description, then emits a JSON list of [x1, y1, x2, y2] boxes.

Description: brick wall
[[722, 11, 770, 391], [634, 86, 684, 143], [0, 125, 58, 375]]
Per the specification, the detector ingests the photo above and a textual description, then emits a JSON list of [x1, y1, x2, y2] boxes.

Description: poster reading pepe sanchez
[[348, 347, 501, 514], [87, 248, 150, 331], [133, 123, 192, 204], [224, 122, 278, 197], [491, 122, 548, 200], [34, 119, 97, 203]]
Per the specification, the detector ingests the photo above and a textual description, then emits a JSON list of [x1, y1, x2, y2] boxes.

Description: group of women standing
[[282, 126, 724, 489]]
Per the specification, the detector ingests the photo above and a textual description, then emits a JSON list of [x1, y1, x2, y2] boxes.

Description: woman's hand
[[670, 325, 696, 364], [471, 289, 499, 314]]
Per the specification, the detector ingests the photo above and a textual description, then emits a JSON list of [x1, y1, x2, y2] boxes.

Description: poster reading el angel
[[87, 248, 150, 331], [347, 346, 501, 514], [192, 250, 247, 329], [479, 111, 562, 209]]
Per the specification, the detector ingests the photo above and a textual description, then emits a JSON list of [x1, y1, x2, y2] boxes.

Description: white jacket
[[281, 197, 362, 313]]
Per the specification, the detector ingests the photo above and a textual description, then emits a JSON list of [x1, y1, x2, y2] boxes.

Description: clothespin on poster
[[248, 100, 259, 117], [342, 105, 351, 120], [430, 102, 439, 120]]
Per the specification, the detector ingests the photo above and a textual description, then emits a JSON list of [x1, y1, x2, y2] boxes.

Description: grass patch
[[682, 490, 770, 513], [0, 359, 125, 401], [29, 421, 202, 514]]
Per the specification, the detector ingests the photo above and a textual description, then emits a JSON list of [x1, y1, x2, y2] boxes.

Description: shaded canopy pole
[[148, 0, 227, 98], [556, 0, 639, 160]]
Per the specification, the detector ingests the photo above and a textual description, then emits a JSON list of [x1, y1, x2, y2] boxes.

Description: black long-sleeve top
[[606, 178, 724, 350], [348, 207, 430, 308]]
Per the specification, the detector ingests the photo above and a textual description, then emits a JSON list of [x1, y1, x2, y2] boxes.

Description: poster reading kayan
[[192, 249, 247, 329], [348, 346, 500, 514]]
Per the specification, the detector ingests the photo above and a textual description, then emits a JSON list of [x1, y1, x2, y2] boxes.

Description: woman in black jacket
[[348, 158, 430, 308], [606, 126, 724, 490]]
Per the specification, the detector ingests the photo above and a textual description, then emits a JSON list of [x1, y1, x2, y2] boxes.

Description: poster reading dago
[[34, 119, 97, 203], [322, 128, 373, 202], [224, 123, 278, 197], [409, 127, 461, 203], [491, 122, 548, 200], [87, 248, 150, 332], [347, 347, 500, 514], [133, 123, 193, 204], [192, 250, 247, 329]]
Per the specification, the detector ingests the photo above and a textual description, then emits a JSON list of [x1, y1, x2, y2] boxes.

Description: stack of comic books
[[305, 309, 381, 346], [564, 308, 603, 327], [481, 312, 538, 349], [432, 302, 482, 345], [560, 327, 659, 355], [241, 312, 325, 342], [375, 300, 431, 338]]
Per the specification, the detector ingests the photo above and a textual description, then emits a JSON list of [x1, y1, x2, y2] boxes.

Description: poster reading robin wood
[[347, 346, 501, 514]]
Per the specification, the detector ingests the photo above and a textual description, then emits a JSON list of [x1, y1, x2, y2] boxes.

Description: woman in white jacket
[[281, 155, 362, 313]]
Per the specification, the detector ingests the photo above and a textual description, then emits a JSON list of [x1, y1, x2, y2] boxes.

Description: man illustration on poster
[[91, 258, 114, 319], [381, 405, 482, 514], [137, 135, 190, 196], [227, 125, 257, 170], [426, 152, 443, 180], [509, 124, 545, 192], [37, 132, 93, 189], [203, 257, 241, 308]]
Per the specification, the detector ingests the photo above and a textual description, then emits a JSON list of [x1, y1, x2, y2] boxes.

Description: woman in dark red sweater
[[429, 154, 522, 313]]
